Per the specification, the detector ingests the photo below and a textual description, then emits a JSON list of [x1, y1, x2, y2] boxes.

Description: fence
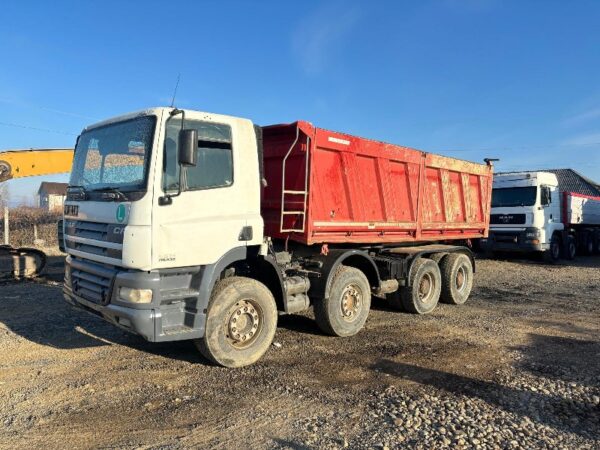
[[1, 206, 62, 250]]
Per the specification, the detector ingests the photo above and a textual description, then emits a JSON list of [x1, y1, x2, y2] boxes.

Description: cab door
[[152, 113, 260, 268], [540, 184, 562, 240]]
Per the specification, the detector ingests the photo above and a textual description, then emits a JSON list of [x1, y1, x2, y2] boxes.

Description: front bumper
[[63, 256, 206, 342], [482, 230, 546, 253]]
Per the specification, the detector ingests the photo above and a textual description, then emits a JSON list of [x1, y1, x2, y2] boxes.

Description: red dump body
[[262, 121, 493, 246]]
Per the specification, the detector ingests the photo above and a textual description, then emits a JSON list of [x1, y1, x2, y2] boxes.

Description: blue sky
[[1, 0, 600, 204]]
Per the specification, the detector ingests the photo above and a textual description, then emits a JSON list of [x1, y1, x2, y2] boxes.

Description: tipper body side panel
[[262, 122, 493, 245]]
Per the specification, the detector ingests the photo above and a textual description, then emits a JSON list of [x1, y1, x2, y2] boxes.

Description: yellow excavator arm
[[0, 148, 74, 182], [0, 148, 75, 279]]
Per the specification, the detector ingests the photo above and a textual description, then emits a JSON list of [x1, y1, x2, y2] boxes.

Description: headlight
[[119, 287, 153, 304], [524, 228, 540, 239]]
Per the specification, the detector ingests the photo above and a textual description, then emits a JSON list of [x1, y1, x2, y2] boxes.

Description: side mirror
[[178, 129, 197, 166]]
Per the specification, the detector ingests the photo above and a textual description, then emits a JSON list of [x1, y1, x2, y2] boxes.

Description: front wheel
[[195, 276, 277, 368], [543, 235, 561, 263], [314, 266, 371, 337]]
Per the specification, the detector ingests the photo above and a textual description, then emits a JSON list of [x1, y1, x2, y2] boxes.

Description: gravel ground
[[0, 255, 598, 449]]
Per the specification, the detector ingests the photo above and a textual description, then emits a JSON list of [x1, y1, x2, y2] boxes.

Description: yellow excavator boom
[[0, 148, 74, 182], [0, 148, 75, 278]]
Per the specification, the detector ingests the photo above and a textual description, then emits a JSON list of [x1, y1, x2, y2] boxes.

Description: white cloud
[[561, 132, 600, 146], [562, 107, 600, 127], [291, 2, 361, 75]]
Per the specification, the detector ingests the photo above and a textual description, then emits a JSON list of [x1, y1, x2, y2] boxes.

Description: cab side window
[[163, 119, 233, 192], [541, 185, 551, 206]]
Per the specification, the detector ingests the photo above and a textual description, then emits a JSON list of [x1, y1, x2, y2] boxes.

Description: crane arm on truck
[[0, 148, 75, 279]]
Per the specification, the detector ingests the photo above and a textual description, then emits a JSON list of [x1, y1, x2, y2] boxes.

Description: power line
[[0, 120, 78, 136], [0, 97, 98, 121]]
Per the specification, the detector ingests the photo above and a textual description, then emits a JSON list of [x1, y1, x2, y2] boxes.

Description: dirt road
[[1, 256, 599, 449]]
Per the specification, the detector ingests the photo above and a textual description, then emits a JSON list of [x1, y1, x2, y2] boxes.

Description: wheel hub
[[418, 273, 434, 302], [227, 300, 260, 347], [341, 284, 362, 321], [456, 266, 467, 291]]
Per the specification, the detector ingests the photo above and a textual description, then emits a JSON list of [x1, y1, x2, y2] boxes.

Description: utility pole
[[3, 207, 8, 245]]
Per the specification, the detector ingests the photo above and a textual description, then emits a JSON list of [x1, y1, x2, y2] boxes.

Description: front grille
[[64, 239, 122, 259], [490, 213, 526, 225], [493, 232, 520, 244], [65, 220, 109, 241], [70, 256, 118, 304], [64, 220, 123, 260]]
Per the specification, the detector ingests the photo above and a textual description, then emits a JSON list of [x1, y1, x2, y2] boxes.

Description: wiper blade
[[89, 187, 128, 201], [67, 185, 88, 200]]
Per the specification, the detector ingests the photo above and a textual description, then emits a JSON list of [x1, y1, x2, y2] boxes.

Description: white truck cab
[[482, 171, 563, 260], [63, 107, 267, 351]]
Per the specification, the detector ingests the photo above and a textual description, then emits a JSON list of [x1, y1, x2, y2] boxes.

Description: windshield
[[491, 186, 537, 207], [70, 116, 156, 192]]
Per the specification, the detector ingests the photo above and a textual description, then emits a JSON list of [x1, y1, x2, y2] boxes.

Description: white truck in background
[[481, 171, 600, 262]]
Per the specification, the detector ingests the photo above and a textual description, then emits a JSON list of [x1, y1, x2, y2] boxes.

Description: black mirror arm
[[159, 171, 183, 206], [160, 109, 187, 206]]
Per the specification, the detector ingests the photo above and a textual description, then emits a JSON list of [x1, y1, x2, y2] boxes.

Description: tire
[[386, 258, 445, 311], [594, 231, 600, 255], [429, 252, 447, 265], [583, 233, 594, 256], [543, 234, 561, 264], [439, 253, 473, 305], [401, 258, 441, 314], [565, 236, 576, 260], [314, 266, 371, 337], [195, 276, 277, 368]]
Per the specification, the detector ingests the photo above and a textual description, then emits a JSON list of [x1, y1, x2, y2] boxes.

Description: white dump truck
[[482, 170, 600, 261]]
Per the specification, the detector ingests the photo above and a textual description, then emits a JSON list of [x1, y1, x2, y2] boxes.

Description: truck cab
[[63, 107, 266, 344], [482, 171, 563, 259]]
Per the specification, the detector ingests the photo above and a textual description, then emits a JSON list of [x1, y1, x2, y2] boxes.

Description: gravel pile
[[284, 366, 599, 450]]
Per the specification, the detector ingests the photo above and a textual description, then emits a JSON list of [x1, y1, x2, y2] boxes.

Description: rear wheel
[[439, 253, 473, 305], [401, 258, 441, 314], [583, 233, 594, 255], [314, 266, 371, 337], [565, 236, 577, 260], [429, 252, 447, 265], [195, 276, 277, 368]]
